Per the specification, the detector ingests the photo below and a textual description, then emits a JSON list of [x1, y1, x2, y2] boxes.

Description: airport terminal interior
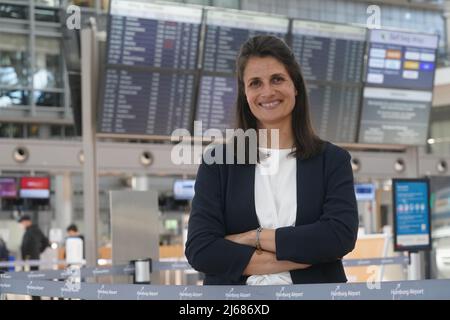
[[1, 0, 450, 300]]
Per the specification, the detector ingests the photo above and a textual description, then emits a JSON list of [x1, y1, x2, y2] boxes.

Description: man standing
[[18, 215, 49, 300], [18, 215, 49, 269]]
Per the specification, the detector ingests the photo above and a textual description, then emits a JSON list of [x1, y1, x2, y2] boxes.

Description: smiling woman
[[185, 35, 359, 286]]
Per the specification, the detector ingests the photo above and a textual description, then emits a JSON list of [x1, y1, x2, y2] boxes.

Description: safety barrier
[[2, 274, 450, 300], [1, 256, 449, 300]]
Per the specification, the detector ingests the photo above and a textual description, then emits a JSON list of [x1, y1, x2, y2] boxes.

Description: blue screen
[[394, 180, 430, 249]]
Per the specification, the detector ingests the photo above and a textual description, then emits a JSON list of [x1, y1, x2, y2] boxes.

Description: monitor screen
[[354, 183, 375, 201], [20, 177, 50, 199], [195, 9, 289, 136], [173, 179, 195, 200], [358, 29, 438, 145], [292, 20, 366, 143], [0, 177, 17, 198], [98, 0, 202, 137], [393, 178, 431, 252]]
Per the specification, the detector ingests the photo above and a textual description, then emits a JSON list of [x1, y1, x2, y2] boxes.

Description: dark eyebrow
[[247, 77, 260, 83]]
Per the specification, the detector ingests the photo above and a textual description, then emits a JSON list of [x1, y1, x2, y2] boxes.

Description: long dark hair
[[235, 35, 324, 160]]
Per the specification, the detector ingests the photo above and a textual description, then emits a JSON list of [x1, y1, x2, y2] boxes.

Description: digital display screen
[[358, 87, 432, 145], [98, 1, 202, 137], [354, 183, 375, 201], [173, 179, 195, 200], [195, 9, 289, 135], [366, 29, 438, 91], [292, 20, 366, 143], [20, 177, 50, 199], [393, 179, 431, 251], [0, 177, 17, 198]]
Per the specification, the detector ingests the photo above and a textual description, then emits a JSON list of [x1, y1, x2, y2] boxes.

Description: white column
[[131, 175, 149, 191], [55, 173, 73, 232]]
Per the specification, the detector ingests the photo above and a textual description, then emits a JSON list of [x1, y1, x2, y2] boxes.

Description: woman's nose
[[260, 83, 275, 98]]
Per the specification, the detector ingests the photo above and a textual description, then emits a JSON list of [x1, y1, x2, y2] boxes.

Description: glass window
[[213, 0, 239, 9], [0, 33, 29, 87], [35, 37, 62, 89], [0, 89, 29, 107], [35, 7, 60, 23], [185, 0, 210, 5], [0, 123, 24, 138], [101, 0, 111, 11], [36, 0, 61, 7], [34, 91, 62, 107], [64, 125, 76, 137], [50, 124, 62, 137], [73, 0, 96, 8], [0, 4, 28, 20], [27, 124, 40, 138]]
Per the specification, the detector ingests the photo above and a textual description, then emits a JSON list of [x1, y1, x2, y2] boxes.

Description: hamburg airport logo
[[390, 283, 425, 300], [136, 286, 159, 300], [61, 267, 81, 297], [275, 286, 304, 300], [26, 281, 44, 296], [179, 286, 203, 300], [97, 285, 118, 300]]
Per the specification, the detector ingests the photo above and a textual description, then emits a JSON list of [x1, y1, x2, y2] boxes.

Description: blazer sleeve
[[275, 145, 358, 264], [185, 160, 255, 282]]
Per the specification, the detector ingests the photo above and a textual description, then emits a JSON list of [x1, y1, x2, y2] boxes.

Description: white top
[[246, 147, 297, 285]]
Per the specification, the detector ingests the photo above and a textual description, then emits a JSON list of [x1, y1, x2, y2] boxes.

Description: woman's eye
[[249, 81, 260, 88], [273, 77, 284, 84]]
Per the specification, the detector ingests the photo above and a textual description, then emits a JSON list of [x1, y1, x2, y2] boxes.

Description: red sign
[[20, 177, 50, 190]]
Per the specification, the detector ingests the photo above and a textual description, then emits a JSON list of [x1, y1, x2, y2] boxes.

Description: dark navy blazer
[[185, 142, 358, 285]]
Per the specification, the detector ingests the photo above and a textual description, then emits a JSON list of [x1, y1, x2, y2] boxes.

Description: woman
[[185, 35, 358, 285]]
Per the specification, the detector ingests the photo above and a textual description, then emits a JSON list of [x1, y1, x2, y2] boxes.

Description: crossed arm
[[225, 229, 311, 276]]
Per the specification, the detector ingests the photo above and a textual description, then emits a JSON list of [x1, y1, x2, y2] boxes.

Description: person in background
[[18, 215, 49, 300], [18, 215, 49, 269], [0, 236, 9, 273], [65, 223, 85, 262], [66, 224, 84, 242]]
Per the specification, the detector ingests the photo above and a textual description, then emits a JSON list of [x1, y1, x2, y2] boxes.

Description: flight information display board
[[358, 87, 432, 145], [393, 178, 431, 252], [366, 29, 438, 91], [359, 29, 438, 145], [98, 1, 202, 137], [292, 21, 366, 142], [195, 9, 289, 135], [292, 21, 366, 83], [307, 83, 361, 142]]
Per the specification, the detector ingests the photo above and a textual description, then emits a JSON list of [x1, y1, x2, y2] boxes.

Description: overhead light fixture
[[394, 159, 405, 173], [140, 151, 154, 166], [427, 138, 435, 144], [351, 158, 361, 172], [12, 146, 29, 163], [437, 160, 447, 173]]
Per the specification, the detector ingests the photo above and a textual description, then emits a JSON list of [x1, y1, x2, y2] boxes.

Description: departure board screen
[[307, 83, 361, 143], [359, 29, 437, 145], [358, 87, 432, 145], [195, 9, 289, 135], [292, 21, 366, 83], [98, 0, 202, 137], [366, 29, 438, 91], [292, 21, 366, 142]]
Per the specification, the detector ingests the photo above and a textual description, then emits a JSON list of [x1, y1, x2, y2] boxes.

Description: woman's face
[[243, 56, 296, 130]]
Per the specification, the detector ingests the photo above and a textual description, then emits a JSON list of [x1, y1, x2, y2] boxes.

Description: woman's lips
[[258, 100, 282, 110]]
